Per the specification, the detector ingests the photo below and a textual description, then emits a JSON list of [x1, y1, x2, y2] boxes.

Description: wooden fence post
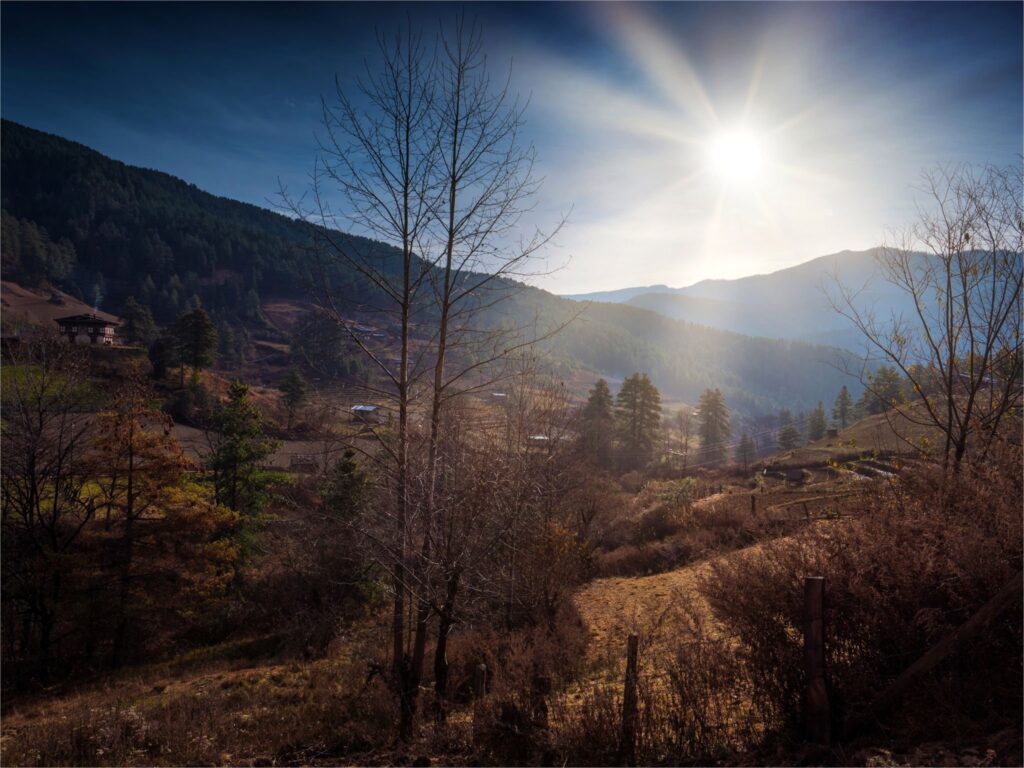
[[751, 494, 757, 514], [471, 662, 489, 747], [803, 576, 830, 745], [531, 673, 551, 729], [474, 663, 488, 700], [621, 634, 639, 766]]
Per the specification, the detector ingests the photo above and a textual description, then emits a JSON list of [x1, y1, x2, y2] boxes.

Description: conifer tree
[[205, 380, 277, 516], [173, 307, 218, 385], [776, 406, 802, 451], [807, 401, 827, 441], [147, 335, 177, 380], [578, 378, 615, 469], [855, 366, 906, 417], [832, 385, 853, 428], [278, 366, 309, 429], [615, 373, 662, 471], [697, 388, 731, 465], [120, 297, 157, 345]]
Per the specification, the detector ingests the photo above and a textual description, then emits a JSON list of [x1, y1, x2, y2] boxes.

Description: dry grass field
[[1, 281, 120, 332]]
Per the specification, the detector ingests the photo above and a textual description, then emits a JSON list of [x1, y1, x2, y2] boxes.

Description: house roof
[[55, 313, 118, 327], [350, 404, 379, 412]]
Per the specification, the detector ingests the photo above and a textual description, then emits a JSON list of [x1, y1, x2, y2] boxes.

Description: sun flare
[[708, 129, 764, 184]]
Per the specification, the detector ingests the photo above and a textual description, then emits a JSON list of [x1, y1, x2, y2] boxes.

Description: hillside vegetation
[[1, 120, 860, 414]]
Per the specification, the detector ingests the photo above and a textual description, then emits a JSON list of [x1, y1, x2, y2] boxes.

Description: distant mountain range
[[565, 249, 921, 351]]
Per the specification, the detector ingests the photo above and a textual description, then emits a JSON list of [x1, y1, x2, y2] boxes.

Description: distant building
[[526, 434, 551, 447], [350, 404, 386, 424], [55, 314, 118, 345]]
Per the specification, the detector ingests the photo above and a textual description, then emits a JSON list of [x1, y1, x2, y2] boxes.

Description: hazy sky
[[3, 2, 1021, 293]]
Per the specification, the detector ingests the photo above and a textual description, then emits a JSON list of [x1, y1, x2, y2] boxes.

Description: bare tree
[[1, 338, 95, 684], [672, 409, 696, 473], [280, 24, 439, 738], [832, 164, 1022, 470], [283, 17, 570, 738], [418, 15, 569, 705]]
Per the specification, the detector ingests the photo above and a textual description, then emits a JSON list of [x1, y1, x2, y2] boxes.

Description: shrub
[[702, 446, 1023, 745]]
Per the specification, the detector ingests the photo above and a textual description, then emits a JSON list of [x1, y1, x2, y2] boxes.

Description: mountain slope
[[0, 119, 860, 415]]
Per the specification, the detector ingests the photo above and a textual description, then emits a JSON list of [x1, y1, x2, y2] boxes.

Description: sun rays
[[583, 4, 843, 281]]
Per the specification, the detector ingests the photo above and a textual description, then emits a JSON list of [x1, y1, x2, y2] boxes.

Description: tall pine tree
[[120, 297, 157, 346], [697, 388, 731, 465], [832, 385, 853, 428], [776, 408, 801, 451], [807, 401, 827, 441], [579, 378, 615, 469], [205, 380, 278, 516], [615, 373, 662, 471], [278, 366, 309, 429], [173, 307, 218, 385]]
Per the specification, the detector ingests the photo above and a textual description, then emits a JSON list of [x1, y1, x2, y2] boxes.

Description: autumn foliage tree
[[93, 378, 241, 666], [1, 343, 241, 687]]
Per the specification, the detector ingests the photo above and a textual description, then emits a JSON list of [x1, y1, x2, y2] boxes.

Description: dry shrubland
[[592, 478, 815, 578], [699, 442, 1023, 756], [546, 445, 1023, 765]]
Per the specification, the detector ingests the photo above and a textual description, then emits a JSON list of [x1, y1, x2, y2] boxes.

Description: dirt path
[[573, 541, 765, 665]]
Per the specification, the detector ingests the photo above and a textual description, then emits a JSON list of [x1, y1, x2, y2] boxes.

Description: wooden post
[[531, 673, 551, 729], [803, 576, 830, 745], [621, 634, 639, 766], [802, 501, 810, 522], [751, 494, 757, 514], [473, 663, 487, 700]]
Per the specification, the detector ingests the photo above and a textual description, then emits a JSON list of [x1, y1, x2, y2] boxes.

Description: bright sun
[[708, 129, 764, 183]]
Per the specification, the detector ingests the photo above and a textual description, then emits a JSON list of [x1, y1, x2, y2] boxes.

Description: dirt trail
[[573, 541, 765, 664]]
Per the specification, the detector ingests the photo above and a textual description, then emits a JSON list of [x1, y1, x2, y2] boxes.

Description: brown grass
[[1, 649, 398, 766]]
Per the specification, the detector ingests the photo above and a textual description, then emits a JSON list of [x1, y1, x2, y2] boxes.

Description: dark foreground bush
[[702, 444, 1023, 753]]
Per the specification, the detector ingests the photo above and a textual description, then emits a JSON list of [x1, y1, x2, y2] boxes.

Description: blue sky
[[2, 2, 1021, 292]]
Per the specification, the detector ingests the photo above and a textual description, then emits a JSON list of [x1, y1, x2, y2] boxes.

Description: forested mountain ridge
[[0, 119, 393, 323], [0, 119, 859, 414]]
